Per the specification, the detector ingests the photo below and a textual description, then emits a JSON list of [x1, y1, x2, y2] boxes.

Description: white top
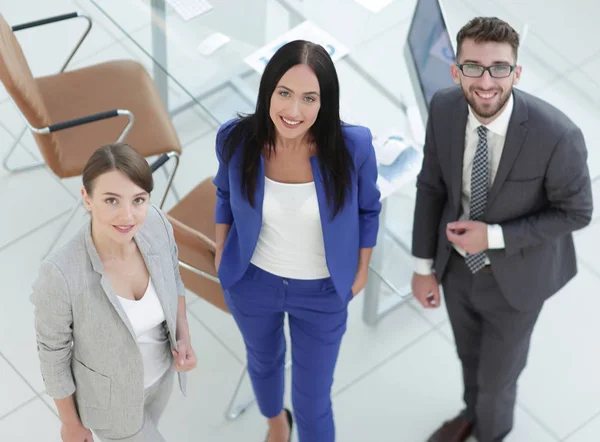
[[250, 177, 330, 279], [414, 94, 514, 275], [116, 279, 172, 388]]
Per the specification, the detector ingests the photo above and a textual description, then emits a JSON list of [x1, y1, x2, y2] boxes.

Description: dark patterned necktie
[[465, 125, 489, 273]]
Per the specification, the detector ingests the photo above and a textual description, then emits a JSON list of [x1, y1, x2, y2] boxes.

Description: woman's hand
[[172, 339, 197, 372], [351, 269, 369, 296], [61, 421, 94, 442]]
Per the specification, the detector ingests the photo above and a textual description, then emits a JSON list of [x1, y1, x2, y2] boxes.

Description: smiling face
[[269, 63, 321, 141], [451, 38, 522, 123], [81, 170, 150, 245]]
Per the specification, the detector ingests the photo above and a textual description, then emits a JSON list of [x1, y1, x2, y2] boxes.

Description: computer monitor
[[404, 0, 456, 127]]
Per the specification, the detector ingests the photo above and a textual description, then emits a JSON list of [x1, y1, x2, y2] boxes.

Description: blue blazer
[[213, 119, 382, 299]]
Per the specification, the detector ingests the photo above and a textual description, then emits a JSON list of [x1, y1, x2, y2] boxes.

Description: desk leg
[[363, 200, 387, 325], [362, 199, 413, 325], [150, 0, 169, 108]]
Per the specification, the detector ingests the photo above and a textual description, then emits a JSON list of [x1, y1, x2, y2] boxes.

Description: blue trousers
[[225, 263, 352, 442]]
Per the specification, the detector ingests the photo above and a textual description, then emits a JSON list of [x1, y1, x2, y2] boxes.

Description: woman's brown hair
[[82, 143, 153, 195]]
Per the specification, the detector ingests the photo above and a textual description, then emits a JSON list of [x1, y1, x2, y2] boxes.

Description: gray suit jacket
[[31, 205, 187, 439], [412, 87, 593, 311]]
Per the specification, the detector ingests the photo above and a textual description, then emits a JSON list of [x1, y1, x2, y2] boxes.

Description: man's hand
[[172, 339, 197, 373], [446, 221, 488, 254], [61, 421, 93, 442], [411, 273, 441, 308]]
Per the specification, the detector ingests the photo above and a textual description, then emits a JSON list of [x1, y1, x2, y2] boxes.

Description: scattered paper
[[197, 32, 231, 56], [244, 21, 349, 75], [166, 0, 213, 21], [353, 0, 394, 13]]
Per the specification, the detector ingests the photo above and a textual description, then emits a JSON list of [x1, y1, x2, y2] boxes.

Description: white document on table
[[197, 32, 231, 56], [165, 0, 213, 21], [353, 0, 394, 13], [244, 21, 349, 75]]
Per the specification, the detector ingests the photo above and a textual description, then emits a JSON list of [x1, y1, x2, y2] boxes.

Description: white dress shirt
[[414, 94, 514, 275]]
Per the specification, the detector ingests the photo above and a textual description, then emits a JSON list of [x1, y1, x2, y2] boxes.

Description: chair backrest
[[0, 15, 59, 168], [167, 178, 229, 312]]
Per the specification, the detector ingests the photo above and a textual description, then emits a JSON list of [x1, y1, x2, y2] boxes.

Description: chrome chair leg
[[224, 359, 292, 421], [162, 168, 181, 203], [157, 151, 180, 209], [43, 200, 82, 259], [2, 126, 45, 173], [224, 363, 256, 421]]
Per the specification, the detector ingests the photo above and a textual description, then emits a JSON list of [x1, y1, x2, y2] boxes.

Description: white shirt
[[116, 279, 172, 388], [250, 177, 330, 279], [414, 94, 514, 275]]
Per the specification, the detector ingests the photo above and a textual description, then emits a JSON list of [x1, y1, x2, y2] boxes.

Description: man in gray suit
[[411, 17, 593, 442]]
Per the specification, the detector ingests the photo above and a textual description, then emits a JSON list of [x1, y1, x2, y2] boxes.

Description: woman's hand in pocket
[[351, 269, 368, 297]]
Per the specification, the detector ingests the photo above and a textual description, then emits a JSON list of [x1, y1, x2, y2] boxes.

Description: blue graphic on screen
[[408, 0, 456, 105]]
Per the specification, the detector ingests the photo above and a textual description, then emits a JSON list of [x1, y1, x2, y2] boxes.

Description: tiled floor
[[1, 0, 599, 441]]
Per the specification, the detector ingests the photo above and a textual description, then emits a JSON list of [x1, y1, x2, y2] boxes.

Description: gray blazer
[[412, 87, 593, 311], [31, 205, 187, 439]]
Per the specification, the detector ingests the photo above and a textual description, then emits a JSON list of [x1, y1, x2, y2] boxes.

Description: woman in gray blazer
[[31, 143, 197, 442]]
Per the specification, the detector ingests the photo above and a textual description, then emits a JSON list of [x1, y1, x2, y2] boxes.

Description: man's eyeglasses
[[456, 63, 516, 78]]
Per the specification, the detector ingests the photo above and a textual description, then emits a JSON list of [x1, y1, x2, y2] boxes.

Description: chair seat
[[168, 177, 217, 243], [168, 178, 228, 312], [35, 60, 181, 178]]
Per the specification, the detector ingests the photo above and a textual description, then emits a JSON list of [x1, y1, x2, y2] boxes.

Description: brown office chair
[[0, 13, 181, 255], [167, 176, 275, 421], [167, 178, 227, 312]]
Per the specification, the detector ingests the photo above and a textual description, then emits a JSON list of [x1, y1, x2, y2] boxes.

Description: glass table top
[[88, 0, 416, 132]]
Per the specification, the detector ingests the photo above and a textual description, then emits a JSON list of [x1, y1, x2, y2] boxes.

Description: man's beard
[[463, 86, 512, 119]]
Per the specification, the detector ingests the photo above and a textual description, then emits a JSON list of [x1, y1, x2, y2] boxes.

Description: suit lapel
[[99, 276, 137, 340], [450, 101, 468, 209], [84, 225, 136, 341], [256, 155, 265, 219], [310, 156, 336, 230], [310, 156, 327, 214], [135, 232, 177, 348], [486, 92, 529, 210]]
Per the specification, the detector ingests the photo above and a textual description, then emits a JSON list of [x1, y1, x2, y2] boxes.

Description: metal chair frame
[[0, 13, 181, 257], [3, 12, 92, 174]]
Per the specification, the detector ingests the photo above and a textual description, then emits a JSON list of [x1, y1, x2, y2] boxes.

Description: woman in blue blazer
[[213, 40, 381, 442]]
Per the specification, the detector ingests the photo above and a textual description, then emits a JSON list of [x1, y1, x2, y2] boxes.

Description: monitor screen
[[405, 0, 456, 122]]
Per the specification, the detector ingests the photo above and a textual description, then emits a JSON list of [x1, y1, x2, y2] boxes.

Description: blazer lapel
[[135, 232, 177, 348], [486, 92, 529, 210], [310, 156, 335, 227], [256, 155, 265, 220], [450, 101, 469, 209], [84, 225, 137, 341]]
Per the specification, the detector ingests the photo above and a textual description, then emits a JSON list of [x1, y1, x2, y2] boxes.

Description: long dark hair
[[219, 40, 353, 217]]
